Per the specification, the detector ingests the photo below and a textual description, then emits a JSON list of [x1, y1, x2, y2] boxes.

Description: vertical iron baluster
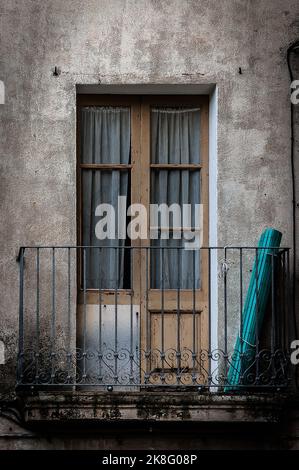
[[281, 250, 286, 352], [192, 248, 196, 384], [51, 248, 56, 384], [278, 251, 284, 351], [285, 249, 291, 386], [130, 247, 134, 383], [208, 248, 211, 386], [145, 247, 150, 381], [286, 249, 291, 356], [223, 247, 228, 379], [35, 248, 40, 384], [283, 250, 287, 353], [239, 248, 243, 384], [67, 247, 71, 383], [17, 248, 25, 385], [83, 248, 87, 382], [98, 247, 102, 383], [135, 282, 139, 385], [161, 246, 165, 383], [177, 247, 181, 384], [114, 246, 118, 384], [271, 250, 276, 384], [255, 248, 260, 385]]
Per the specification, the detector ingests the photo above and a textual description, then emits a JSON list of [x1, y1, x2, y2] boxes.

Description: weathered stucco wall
[[0, 0, 299, 449]]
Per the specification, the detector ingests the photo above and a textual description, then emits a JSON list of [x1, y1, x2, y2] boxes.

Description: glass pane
[[151, 169, 200, 226], [151, 107, 200, 164], [150, 238, 200, 290], [81, 106, 131, 164], [82, 170, 131, 289]]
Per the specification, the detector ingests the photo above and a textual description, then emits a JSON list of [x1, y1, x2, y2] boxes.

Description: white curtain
[[81, 106, 201, 290], [150, 108, 201, 289], [81, 107, 131, 289]]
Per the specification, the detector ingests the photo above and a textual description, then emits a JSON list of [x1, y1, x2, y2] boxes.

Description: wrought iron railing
[[16, 245, 292, 391]]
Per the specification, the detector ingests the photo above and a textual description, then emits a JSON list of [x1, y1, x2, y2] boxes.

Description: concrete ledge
[[18, 391, 287, 424]]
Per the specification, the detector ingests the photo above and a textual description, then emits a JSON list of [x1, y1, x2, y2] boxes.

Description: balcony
[[16, 244, 293, 396]]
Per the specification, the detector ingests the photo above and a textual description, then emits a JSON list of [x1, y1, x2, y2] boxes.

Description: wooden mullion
[[198, 98, 209, 358], [150, 164, 202, 170], [140, 100, 151, 378], [80, 163, 132, 170], [131, 100, 142, 306]]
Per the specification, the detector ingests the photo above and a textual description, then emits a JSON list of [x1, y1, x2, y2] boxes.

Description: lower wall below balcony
[[0, 393, 299, 450], [0, 417, 299, 450]]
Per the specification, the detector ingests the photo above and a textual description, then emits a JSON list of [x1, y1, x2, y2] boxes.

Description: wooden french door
[[77, 94, 209, 386]]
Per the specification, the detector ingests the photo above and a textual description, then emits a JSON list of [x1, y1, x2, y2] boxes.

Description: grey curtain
[[150, 108, 201, 289], [81, 107, 131, 289]]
